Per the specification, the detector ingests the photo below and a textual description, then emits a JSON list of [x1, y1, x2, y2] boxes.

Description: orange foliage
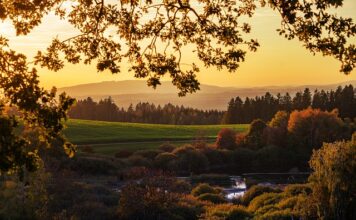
[[288, 107, 344, 149]]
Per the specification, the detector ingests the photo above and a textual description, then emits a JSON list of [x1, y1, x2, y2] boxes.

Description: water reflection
[[224, 176, 246, 200]]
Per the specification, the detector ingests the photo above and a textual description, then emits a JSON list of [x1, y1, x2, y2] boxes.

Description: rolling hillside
[[59, 80, 356, 110]]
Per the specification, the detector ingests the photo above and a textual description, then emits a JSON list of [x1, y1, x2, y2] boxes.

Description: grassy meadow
[[64, 119, 249, 154]]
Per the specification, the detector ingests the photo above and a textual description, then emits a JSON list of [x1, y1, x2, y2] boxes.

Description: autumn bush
[[288, 108, 344, 149], [172, 145, 209, 174], [198, 193, 227, 204], [118, 174, 198, 220], [241, 185, 280, 206], [133, 149, 163, 160], [216, 128, 237, 150], [154, 152, 177, 170], [248, 192, 283, 212], [191, 183, 222, 197], [126, 155, 152, 167], [159, 143, 176, 152], [202, 204, 252, 220]]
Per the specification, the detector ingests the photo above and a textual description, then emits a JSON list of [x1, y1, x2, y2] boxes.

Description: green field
[[64, 119, 249, 154]]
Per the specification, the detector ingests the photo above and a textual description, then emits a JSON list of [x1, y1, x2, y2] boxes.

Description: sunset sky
[[0, 1, 355, 90]]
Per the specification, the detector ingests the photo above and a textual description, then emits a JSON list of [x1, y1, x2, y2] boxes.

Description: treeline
[[68, 97, 223, 125], [223, 85, 356, 124], [69, 85, 356, 125]]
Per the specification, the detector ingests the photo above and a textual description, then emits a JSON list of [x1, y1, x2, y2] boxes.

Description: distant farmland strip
[[64, 119, 249, 144]]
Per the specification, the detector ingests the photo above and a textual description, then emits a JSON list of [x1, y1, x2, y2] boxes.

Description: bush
[[154, 152, 177, 170], [216, 128, 237, 150], [203, 204, 252, 220], [241, 185, 279, 206], [256, 209, 298, 220], [231, 148, 256, 172], [126, 155, 152, 167], [66, 156, 117, 175], [199, 147, 228, 168], [249, 119, 267, 134], [198, 193, 227, 204], [248, 193, 283, 212], [71, 201, 116, 220], [288, 108, 344, 149], [245, 119, 267, 149], [159, 143, 176, 152], [253, 145, 295, 172], [172, 145, 209, 173], [191, 183, 221, 197], [269, 111, 289, 129], [283, 184, 312, 197], [134, 149, 163, 160], [277, 196, 302, 210], [228, 206, 253, 220], [171, 195, 206, 220]]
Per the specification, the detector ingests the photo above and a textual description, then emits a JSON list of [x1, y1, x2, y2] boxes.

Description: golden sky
[[0, 1, 355, 89]]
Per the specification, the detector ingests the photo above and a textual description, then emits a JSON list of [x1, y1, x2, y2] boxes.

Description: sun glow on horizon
[[0, 1, 355, 90]]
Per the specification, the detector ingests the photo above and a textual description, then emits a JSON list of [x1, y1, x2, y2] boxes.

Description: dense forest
[[69, 98, 224, 124], [69, 85, 355, 125], [223, 85, 356, 124]]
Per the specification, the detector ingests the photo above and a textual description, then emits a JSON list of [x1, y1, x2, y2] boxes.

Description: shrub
[[198, 193, 227, 204], [159, 143, 176, 152], [134, 149, 163, 160], [191, 183, 221, 197], [241, 185, 279, 206], [253, 145, 295, 172], [288, 108, 344, 149], [171, 195, 206, 220], [172, 145, 209, 173], [269, 111, 289, 129], [126, 155, 152, 167], [118, 175, 196, 220], [71, 201, 116, 220], [277, 196, 302, 210], [66, 156, 117, 175], [203, 204, 252, 220], [216, 128, 237, 150], [249, 119, 267, 134], [245, 119, 267, 149], [118, 183, 178, 220], [154, 152, 177, 170], [248, 193, 283, 212], [235, 132, 247, 148], [199, 147, 228, 168], [231, 148, 256, 172], [283, 184, 312, 197], [256, 209, 298, 220]]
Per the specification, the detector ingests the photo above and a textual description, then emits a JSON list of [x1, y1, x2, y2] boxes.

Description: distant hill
[[58, 80, 356, 110]]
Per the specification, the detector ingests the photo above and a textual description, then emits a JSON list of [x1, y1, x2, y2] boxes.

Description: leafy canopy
[[1, 0, 355, 95]]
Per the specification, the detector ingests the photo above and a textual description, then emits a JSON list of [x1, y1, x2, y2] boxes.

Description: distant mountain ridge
[[58, 80, 356, 110]]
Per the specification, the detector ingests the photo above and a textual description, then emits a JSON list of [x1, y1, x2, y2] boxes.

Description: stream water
[[223, 176, 247, 200]]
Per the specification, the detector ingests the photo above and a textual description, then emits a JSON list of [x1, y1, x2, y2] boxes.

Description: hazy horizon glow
[[0, 1, 355, 90]]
